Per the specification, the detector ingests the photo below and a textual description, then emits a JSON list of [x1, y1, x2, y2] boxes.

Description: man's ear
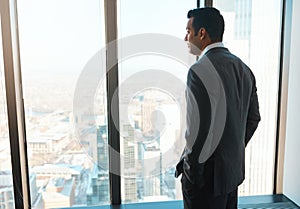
[[198, 28, 206, 40]]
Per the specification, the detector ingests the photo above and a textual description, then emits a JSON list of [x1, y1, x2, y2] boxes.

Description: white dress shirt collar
[[200, 42, 225, 58]]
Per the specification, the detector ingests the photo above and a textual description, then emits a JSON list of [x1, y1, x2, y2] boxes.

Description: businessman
[[175, 7, 261, 209]]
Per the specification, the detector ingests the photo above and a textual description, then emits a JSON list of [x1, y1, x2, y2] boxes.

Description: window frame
[[0, 0, 31, 208]]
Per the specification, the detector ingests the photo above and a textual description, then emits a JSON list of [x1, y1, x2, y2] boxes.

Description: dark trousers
[[181, 173, 238, 209]]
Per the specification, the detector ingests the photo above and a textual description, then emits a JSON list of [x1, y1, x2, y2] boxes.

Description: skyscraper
[[86, 125, 109, 205]]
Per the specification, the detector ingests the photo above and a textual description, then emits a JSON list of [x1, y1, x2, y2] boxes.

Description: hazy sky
[[17, 0, 196, 75]]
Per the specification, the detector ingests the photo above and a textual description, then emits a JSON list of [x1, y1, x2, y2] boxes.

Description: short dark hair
[[187, 7, 224, 42]]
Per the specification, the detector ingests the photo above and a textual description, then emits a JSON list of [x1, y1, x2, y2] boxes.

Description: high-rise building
[[29, 173, 43, 208], [86, 125, 109, 205], [141, 140, 161, 197], [97, 125, 109, 170], [86, 165, 109, 205], [0, 171, 14, 209], [121, 124, 138, 203]]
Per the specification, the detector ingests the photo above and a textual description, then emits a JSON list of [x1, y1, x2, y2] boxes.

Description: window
[[214, 0, 282, 195], [17, 0, 109, 207], [117, 0, 196, 203]]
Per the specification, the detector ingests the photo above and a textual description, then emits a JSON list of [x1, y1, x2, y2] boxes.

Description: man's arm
[[175, 66, 211, 179], [185, 68, 211, 162], [245, 75, 261, 146]]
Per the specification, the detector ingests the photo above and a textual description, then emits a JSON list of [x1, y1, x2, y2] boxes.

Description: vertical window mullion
[[205, 0, 213, 7], [104, 0, 121, 205], [274, 0, 292, 194], [0, 0, 30, 208]]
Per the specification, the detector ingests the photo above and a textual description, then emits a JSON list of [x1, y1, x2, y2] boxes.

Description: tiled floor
[[238, 194, 299, 209], [238, 202, 299, 209]]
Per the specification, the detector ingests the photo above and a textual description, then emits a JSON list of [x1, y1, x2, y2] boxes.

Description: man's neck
[[201, 42, 224, 56]]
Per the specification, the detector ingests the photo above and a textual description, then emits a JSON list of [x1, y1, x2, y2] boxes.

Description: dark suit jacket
[[175, 47, 261, 196]]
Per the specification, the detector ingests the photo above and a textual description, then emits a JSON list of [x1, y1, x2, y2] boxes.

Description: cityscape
[[0, 73, 186, 208]]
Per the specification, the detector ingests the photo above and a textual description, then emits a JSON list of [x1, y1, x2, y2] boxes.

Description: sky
[[17, 0, 196, 75]]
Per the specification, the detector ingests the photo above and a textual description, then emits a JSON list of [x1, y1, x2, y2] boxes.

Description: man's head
[[185, 7, 224, 55]]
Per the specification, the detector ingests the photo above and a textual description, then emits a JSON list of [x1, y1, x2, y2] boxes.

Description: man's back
[[202, 47, 260, 195]]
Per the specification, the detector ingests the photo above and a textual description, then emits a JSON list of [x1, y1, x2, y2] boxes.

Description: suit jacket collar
[[197, 45, 229, 62], [202, 42, 225, 55]]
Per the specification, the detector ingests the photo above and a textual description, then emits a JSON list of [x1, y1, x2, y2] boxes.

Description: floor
[[58, 194, 299, 209], [238, 194, 299, 209]]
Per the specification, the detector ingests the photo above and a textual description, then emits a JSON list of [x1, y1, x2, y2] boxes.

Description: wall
[[283, 0, 300, 206]]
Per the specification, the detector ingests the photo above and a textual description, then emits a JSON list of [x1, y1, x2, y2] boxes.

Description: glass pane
[[118, 0, 196, 203], [214, 0, 281, 196], [17, 0, 109, 207], [0, 16, 15, 209]]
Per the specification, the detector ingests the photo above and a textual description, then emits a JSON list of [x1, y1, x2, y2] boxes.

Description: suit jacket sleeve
[[185, 68, 211, 163], [245, 73, 261, 146]]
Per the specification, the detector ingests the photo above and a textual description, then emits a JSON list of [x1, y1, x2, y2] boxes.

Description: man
[[175, 7, 261, 209]]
